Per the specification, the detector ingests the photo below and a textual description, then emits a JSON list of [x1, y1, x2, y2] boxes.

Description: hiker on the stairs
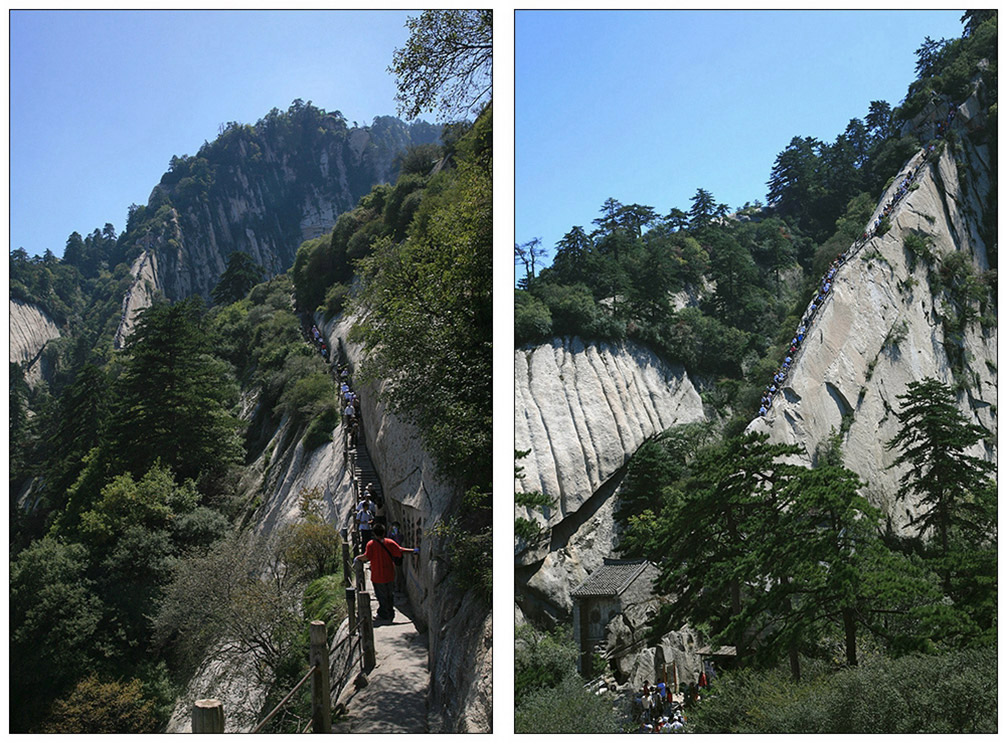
[[356, 496, 375, 550], [354, 521, 418, 624]]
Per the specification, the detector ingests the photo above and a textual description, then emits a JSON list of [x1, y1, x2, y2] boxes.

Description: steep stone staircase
[[349, 435, 383, 504]]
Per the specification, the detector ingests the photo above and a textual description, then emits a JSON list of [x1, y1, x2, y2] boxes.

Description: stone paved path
[[334, 578, 429, 733]]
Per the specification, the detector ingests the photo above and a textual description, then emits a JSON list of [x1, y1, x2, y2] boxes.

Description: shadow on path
[[334, 578, 429, 733]]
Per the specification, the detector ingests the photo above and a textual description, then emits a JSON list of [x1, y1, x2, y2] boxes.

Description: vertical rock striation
[[9, 298, 61, 386], [514, 337, 705, 621]]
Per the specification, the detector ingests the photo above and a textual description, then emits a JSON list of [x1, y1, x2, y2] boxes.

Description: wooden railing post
[[309, 621, 332, 733], [342, 540, 351, 586], [192, 698, 224, 733], [358, 591, 376, 671], [354, 558, 365, 591], [346, 586, 357, 636]]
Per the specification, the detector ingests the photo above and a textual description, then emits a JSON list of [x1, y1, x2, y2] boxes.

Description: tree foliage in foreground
[[622, 431, 963, 680], [352, 105, 492, 493], [390, 9, 492, 121]]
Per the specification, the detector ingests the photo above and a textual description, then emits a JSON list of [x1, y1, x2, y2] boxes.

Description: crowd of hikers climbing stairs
[[757, 140, 940, 419], [300, 316, 428, 732]]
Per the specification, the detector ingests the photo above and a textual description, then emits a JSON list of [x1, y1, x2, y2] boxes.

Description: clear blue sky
[[11, 9, 424, 258], [515, 9, 967, 267]]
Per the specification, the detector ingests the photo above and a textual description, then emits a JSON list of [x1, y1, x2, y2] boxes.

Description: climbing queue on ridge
[[758, 141, 937, 418]]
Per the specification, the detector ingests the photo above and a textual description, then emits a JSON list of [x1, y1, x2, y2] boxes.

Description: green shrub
[[41, 675, 159, 734], [322, 282, 350, 320], [515, 624, 579, 704], [515, 673, 621, 733], [690, 646, 996, 733], [303, 574, 348, 632], [515, 290, 552, 343], [278, 372, 332, 421], [302, 402, 339, 450], [903, 232, 934, 271]]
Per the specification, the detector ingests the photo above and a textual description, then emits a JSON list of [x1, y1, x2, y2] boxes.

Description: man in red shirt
[[354, 521, 418, 623]]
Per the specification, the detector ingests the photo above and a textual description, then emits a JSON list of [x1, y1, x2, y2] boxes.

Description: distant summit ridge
[[112, 101, 438, 318]]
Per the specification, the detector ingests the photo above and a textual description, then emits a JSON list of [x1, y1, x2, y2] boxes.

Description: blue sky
[[515, 9, 967, 268], [11, 10, 424, 258]]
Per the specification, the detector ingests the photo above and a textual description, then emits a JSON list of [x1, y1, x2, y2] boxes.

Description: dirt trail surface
[[335, 571, 429, 733]]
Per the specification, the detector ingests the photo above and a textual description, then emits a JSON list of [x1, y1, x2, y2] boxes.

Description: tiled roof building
[[572, 558, 659, 675]]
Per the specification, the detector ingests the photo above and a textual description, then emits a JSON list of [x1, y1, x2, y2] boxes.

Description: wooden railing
[[191, 621, 332, 734]]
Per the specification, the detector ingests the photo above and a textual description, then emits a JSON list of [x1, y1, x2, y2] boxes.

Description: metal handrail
[[250, 664, 318, 734]]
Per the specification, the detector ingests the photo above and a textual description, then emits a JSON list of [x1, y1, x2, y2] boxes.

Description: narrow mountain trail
[[302, 315, 431, 733], [333, 574, 430, 733]]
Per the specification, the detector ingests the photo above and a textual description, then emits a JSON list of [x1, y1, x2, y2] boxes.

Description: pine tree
[[211, 251, 263, 305], [885, 377, 996, 639], [885, 378, 995, 563], [642, 432, 804, 654], [104, 298, 242, 491]]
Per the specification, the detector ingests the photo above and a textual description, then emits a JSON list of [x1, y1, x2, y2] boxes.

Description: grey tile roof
[[571, 558, 652, 598]]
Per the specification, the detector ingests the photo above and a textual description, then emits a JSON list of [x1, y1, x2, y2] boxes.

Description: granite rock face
[[747, 94, 996, 531], [113, 114, 438, 346], [9, 298, 61, 386], [515, 338, 706, 621]]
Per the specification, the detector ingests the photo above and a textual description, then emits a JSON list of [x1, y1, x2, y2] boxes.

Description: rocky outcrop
[[113, 245, 162, 349], [515, 337, 705, 622], [113, 110, 438, 346], [607, 606, 703, 694], [166, 642, 267, 733], [748, 92, 996, 531], [9, 298, 61, 385]]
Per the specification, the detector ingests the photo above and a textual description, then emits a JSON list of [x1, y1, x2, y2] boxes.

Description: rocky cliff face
[[748, 91, 996, 531], [9, 298, 61, 386], [513, 86, 995, 691], [114, 110, 438, 342], [514, 337, 705, 622]]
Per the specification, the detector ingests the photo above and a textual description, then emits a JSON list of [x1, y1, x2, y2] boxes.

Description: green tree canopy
[[886, 378, 996, 556], [352, 106, 491, 492], [104, 298, 243, 492], [211, 251, 264, 305], [390, 9, 492, 121]]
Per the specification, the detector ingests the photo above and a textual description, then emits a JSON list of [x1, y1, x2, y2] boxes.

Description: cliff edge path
[[334, 574, 429, 733]]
